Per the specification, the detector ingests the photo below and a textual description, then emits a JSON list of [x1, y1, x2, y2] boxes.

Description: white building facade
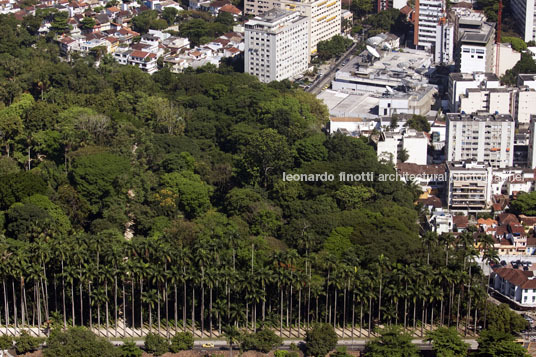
[[244, 0, 341, 53], [414, 0, 446, 49], [510, 0, 536, 42], [245, 10, 309, 83], [446, 113, 515, 169]]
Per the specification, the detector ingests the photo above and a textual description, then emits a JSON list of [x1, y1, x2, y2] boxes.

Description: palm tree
[[223, 325, 240, 357]]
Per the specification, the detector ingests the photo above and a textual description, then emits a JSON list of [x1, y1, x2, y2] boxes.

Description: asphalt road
[[306, 42, 358, 95], [110, 338, 479, 351]]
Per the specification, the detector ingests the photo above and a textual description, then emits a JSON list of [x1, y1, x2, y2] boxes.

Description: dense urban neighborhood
[[1, 0, 536, 355]]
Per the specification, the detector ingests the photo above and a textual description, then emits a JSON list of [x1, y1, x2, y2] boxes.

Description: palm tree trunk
[[334, 288, 337, 329], [122, 281, 126, 337], [368, 296, 372, 337], [209, 287, 213, 338], [298, 289, 301, 337], [106, 281, 110, 338], [12, 280, 18, 331], [280, 288, 283, 337], [174, 284, 178, 333], [88, 283, 92, 330], [140, 278, 143, 335], [114, 276, 118, 337], [191, 286, 195, 335], [343, 287, 347, 338], [183, 280, 187, 332], [61, 261, 66, 329], [157, 287, 162, 335], [71, 281, 75, 327], [3, 280, 9, 334]]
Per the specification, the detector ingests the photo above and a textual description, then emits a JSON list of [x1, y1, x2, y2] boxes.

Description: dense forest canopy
[[0, 13, 421, 264], [0, 13, 500, 344]]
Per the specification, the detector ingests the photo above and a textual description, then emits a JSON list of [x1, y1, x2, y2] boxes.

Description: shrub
[[0, 335, 13, 350], [170, 332, 194, 352], [120, 340, 143, 357], [144, 333, 169, 356], [15, 331, 43, 354], [241, 328, 282, 352], [44, 327, 120, 357], [275, 350, 289, 357], [305, 323, 338, 357]]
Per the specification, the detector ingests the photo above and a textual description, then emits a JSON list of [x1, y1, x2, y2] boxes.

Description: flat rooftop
[[334, 48, 432, 88], [447, 113, 514, 122], [449, 72, 499, 82], [317, 89, 379, 119]]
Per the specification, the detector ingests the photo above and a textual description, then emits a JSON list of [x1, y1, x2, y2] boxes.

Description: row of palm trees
[[0, 228, 497, 337]]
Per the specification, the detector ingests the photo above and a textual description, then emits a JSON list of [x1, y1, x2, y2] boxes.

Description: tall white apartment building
[[516, 88, 536, 124], [435, 18, 454, 64], [529, 115, 536, 169], [244, 0, 341, 53], [245, 9, 309, 83], [458, 22, 495, 73], [459, 88, 513, 116], [446, 113, 515, 169], [414, 0, 446, 49], [448, 72, 502, 112], [510, 0, 536, 42]]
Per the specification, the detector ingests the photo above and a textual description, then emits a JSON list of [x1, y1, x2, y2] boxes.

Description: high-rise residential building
[[435, 17, 454, 64], [446, 113, 515, 169], [516, 88, 536, 124], [448, 72, 501, 112], [510, 0, 536, 42], [457, 21, 495, 73], [414, 0, 446, 49], [529, 115, 536, 169], [244, 0, 341, 53], [245, 9, 309, 83], [459, 88, 513, 116], [447, 161, 493, 212]]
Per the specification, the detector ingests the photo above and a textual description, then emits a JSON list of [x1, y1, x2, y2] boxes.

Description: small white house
[[492, 266, 536, 307]]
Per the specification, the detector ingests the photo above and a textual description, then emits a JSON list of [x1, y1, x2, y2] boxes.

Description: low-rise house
[[453, 215, 469, 232], [491, 266, 536, 307]]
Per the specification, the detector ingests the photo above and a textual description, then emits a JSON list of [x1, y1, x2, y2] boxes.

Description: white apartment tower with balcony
[[414, 0, 446, 49], [245, 9, 309, 83], [510, 0, 536, 42], [446, 113, 515, 169], [244, 0, 341, 53]]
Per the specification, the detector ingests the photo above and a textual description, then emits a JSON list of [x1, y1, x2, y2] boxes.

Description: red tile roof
[[453, 215, 469, 228], [219, 3, 241, 14], [498, 213, 519, 225]]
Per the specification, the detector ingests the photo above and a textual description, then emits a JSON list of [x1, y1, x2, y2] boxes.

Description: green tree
[[161, 171, 213, 218], [161, 7, 178, 25], [120, 341, 143, 357], [44, 327, 120, 357], [305, 323, 338, 357], [426, 327, 469, 357], [316, 35, 353, 60], [405, 115, 430, 132], [241, 328, 283, 353], [0, 335, 12, 350], [510, 192, 536, 216], [364, 326, 419, 357], [80, 17, 96, 31], [502, 37, 527, 52], [170, 332, 194, 352], [144, 333, 169, 356], [476, 329, 530, 357], [485, 304, 528, 334], [14, 331, 43, 354], [70, 151, 131, 212]]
